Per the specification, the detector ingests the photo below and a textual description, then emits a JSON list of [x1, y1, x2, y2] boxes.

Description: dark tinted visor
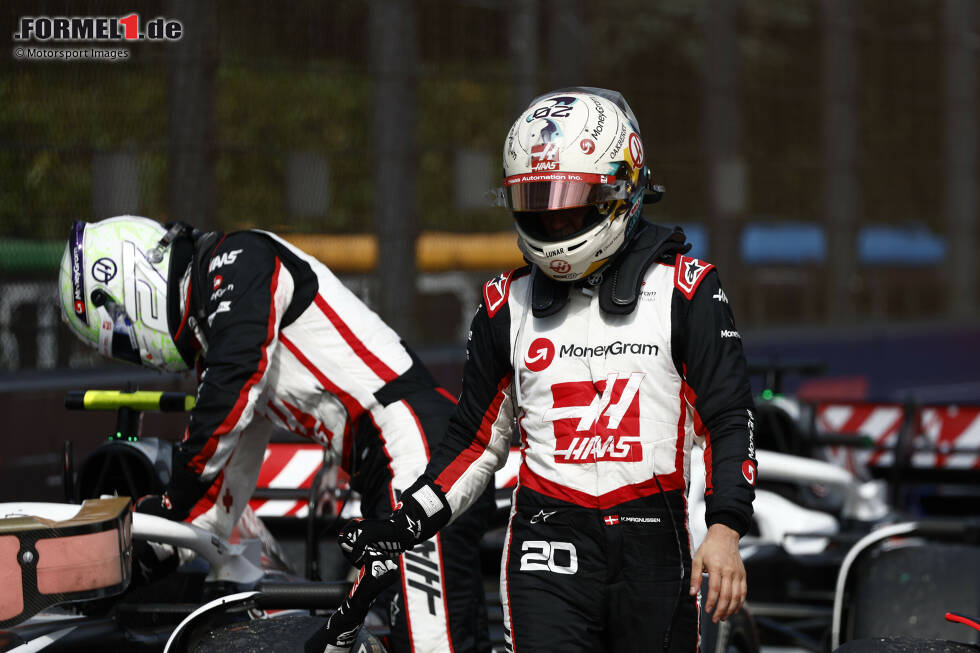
[[514, 206, 605, 243]]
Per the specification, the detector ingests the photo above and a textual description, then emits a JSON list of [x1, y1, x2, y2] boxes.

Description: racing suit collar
[[166, 228, 223, 367], [530, 219, 691, 318]]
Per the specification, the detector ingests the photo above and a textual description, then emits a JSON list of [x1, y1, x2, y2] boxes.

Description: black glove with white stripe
[[307, 551, 400, 653], [337, 477, 451, 567]]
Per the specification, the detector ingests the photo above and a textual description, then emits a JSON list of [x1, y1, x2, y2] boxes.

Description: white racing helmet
[[58, 216, 189, 372], [498, 87, 653, 282]]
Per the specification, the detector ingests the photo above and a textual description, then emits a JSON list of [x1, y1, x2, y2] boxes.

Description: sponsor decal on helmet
[[504, 171, 607, 186], [608, 124, 628, 159], [580, 138, 595, 154], [525, 337, 555, 372], [530, 142, 559, 172], [628, 132, 644, 166], [91, 257, 117, 283], [507, 127, 519, 161], [549, 260, 571, 274], [70, 221, 88, 325], [589, 95, 606, 140]]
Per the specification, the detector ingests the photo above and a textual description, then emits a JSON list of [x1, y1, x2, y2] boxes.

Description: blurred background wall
[[1, 0, 978, 496]]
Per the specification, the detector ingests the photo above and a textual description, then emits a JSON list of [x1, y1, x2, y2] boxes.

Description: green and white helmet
[[58, 216, 188, 372]]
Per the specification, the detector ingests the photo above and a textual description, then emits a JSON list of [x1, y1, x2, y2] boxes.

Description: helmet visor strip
[[499, 172, 629, 212], [94, 293, 143, 366]]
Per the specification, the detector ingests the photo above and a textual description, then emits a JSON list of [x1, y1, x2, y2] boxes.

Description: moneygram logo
[[525, 337, 555, 372], [13, 15, 183, 42]]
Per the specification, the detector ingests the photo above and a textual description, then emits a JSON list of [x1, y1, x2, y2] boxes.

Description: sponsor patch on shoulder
[[674, 255, 715, 300], [483, 268, 519, 318]]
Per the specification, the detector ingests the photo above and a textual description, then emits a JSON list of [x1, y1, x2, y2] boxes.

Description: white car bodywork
[[0, 501, 264, 584], [688, 447, 890, 554]]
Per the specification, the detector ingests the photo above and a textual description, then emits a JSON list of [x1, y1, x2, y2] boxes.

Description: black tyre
[[193, 615, 389, 652], [843, 542, 980, 645]]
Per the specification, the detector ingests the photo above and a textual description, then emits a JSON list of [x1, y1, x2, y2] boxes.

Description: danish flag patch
[[483, 268, 519, 318], [674, 255, 715, 299]]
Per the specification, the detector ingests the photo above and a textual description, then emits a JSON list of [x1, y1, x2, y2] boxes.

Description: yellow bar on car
[[64, 390, 195, 412]]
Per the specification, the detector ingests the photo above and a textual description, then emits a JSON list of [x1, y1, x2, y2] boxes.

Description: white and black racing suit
[[161, 228, 492, 653], [417, 220, 757, 652]]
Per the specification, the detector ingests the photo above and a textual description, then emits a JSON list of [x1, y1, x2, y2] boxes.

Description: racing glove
[[306, 551, 400, 653], [134, 493, 176, 519], [337, 477, 451, 567], [132, 494, 180, 585]]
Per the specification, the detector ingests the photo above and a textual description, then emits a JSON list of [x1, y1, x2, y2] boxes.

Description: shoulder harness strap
[[189, 230, 223, 323], [530, 221, 691, 318], [598, 222, 691, 315], [530, 266, 570, 318]]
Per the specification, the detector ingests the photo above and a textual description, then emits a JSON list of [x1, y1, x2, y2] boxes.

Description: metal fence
[[2, 0, 977, 371]]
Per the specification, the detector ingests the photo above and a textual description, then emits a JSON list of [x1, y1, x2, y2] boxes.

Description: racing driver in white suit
[[58, 217, 493, 653], [339, 87, 758, 652]]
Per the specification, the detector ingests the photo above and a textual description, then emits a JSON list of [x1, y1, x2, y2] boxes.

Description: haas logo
[[531, 143, 560, 171], [546, 372, 646, 464], [525, 338, 555, 372], [628, 132, 644, 166], [208, 249, 243, 273], [550, 260, 571, 274]]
